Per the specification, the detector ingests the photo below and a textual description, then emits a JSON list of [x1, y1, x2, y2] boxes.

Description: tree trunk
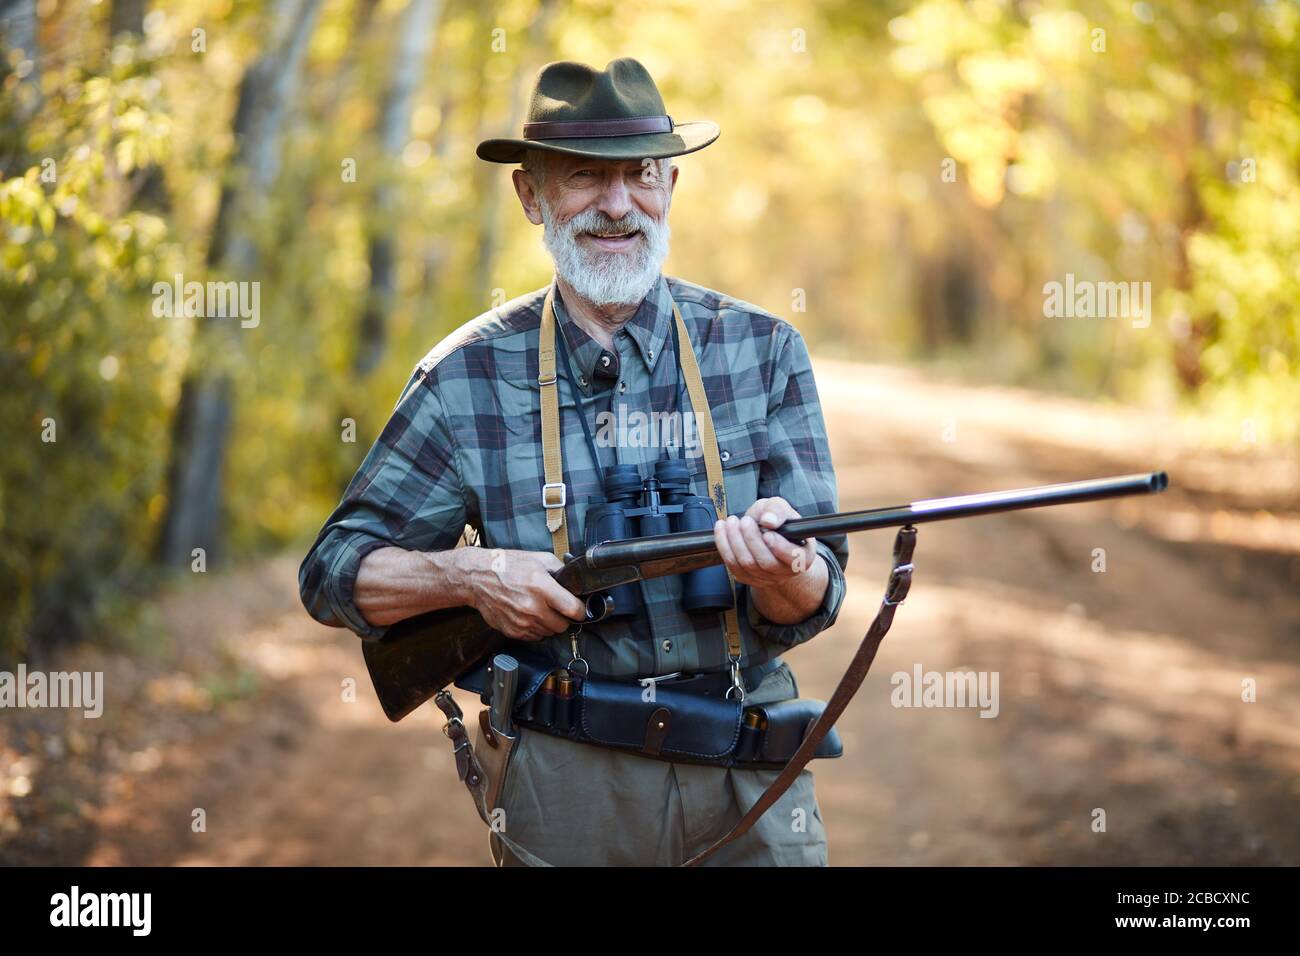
[[354, 0, 444, 377], [157, 0, 323, 568], [108, 0, 145, 37], [109, 0, 172, 212], [1171, 99, 1211, 391], [155, 375, 234, 567], [0, 0, 41, 128]]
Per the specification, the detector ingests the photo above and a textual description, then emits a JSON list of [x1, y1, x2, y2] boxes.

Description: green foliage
[[1, 35, 182, 662]]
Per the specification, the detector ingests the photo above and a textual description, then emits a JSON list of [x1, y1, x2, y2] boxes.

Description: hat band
[[522, 115, 673, 140]]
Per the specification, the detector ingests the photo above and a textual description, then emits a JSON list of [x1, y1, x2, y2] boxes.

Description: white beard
[[539, 195, 670, 307]]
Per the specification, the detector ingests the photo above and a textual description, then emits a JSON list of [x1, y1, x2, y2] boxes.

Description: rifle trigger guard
[[584, 592, 614, 623]]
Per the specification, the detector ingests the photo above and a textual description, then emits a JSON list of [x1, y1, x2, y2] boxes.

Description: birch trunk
[[157, 0, 324, 568]]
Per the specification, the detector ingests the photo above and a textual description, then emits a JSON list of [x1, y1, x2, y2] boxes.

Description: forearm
[[749, 552, 830, 625], [354, 545, 489, 627]]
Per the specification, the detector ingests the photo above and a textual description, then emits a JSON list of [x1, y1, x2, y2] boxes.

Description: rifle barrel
[[585, 471, 1168, 570]]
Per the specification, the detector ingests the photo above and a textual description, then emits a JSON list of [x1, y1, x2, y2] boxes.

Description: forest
[[2, 0, 1297, 664]]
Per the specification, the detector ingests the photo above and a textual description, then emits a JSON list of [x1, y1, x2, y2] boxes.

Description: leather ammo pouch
[[457, 655, 843, 771]]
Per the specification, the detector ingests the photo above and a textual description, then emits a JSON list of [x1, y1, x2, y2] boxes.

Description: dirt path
[[5, 362, 1298, 866]]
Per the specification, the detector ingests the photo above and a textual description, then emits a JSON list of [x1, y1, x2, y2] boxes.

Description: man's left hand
[[713, 497, 817, 588]]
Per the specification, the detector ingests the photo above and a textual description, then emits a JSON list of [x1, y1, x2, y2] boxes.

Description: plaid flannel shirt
[[299, 274, 848, 679]]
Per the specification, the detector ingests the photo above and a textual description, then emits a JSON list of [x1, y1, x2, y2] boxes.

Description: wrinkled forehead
[[542, 153, 658, 177]]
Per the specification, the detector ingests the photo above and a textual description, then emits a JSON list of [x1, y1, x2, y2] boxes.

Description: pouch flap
[[454, 663, 489, 696], [580, 679, 743, 760], [755, 698, 842, 762]]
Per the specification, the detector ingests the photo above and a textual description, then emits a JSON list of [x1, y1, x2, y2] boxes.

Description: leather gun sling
[[683, 525, 916, 866]]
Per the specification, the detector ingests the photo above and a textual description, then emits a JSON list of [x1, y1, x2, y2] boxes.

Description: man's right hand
[[354, 544, 586, 637], [471, 549, 587, 641]]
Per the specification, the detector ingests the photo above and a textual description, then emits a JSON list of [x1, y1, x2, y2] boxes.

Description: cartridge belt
[[456, 653, 842, 770]]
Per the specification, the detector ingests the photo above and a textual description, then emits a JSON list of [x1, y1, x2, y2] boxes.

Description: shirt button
[[619, 381, 627, 394], [600, 354, 612, 368], [662, 639, 673, 652], [648, 349, 654, 360], [720, 449, 731, 462], [579, 376, 587, 387]]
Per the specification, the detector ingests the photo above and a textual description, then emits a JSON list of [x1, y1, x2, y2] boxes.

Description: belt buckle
[[441, 716, 468, 749], [639, 671, 682, 686], [541, 481, 566, 510], [883, 563, 914, 606]]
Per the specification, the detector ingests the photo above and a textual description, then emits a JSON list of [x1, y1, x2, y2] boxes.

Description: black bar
[[2, 864, 1280, 941]]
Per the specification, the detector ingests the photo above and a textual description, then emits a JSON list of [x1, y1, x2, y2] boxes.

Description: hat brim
[[476, 120, 719, 164]]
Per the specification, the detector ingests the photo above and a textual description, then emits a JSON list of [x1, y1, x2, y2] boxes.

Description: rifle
[[363, 471, 1169, 722]]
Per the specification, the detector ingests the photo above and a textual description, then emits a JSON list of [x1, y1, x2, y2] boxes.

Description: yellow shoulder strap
[[538, 288, 571, 559], [672, 303, 744, 663]]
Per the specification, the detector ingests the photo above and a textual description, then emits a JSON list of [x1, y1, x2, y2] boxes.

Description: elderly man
[[300, 58, 848, 866]]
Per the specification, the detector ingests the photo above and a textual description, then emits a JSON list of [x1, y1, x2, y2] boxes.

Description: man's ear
[[665, 162, 679, 213], [512, 168, 545, 225]]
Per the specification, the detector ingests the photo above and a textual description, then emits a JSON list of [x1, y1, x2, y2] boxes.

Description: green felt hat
[[476, 58, 719, 164]]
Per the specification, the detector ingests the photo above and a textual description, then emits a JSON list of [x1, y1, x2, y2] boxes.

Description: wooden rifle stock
[[363, 471, 1168, 721]]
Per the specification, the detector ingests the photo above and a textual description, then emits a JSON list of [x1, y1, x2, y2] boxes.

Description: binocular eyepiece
[[584, 460, 735, 620]]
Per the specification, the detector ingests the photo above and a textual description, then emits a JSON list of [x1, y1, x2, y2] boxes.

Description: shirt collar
[[552, 275, 672, 390]]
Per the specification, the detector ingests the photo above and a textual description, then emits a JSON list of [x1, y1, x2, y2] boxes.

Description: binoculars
[[583, 460, 735, 620]]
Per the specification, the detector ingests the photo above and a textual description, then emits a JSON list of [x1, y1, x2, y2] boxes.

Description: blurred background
[[1, 0, 1297, 865]]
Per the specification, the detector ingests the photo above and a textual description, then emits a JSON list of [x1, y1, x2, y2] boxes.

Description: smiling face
[[513, 152, 678, 307]]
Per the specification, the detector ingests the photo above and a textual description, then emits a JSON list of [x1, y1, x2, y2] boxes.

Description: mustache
[[558, 207, 657, 239]]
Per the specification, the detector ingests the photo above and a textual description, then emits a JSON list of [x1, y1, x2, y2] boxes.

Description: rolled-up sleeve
[[742, 323, 848, 649], [298, 368, 469, 639]]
